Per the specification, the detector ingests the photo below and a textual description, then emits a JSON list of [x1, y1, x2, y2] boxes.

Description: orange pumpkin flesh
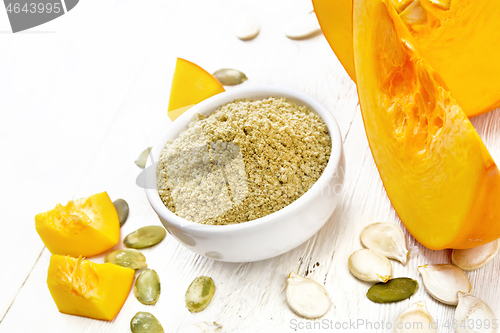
[[353, 0, 500, 249]]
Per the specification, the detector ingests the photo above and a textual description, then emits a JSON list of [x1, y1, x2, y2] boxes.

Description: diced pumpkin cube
[[35, 192, 119, 257], [47, 255, 135, 321]]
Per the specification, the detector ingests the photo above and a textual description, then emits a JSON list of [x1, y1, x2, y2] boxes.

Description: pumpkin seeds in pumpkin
[[213, 68, 248, 86], [113, 199, 129, 227], [185, 276, 215, 313], [418, 264, 471, 305], [105, 249, 147, 270], [178, 322, 223, 333], [360, 222, 409, 264], [452, 239, 500, 271], [130, 312, 164, 333], [134, 269, 161, 305], [455, 292, 497, 333], [394, 301, 437, 333], [366, 278, 418, 303], [124, 226, 166, 249], [135, 147, 152, 169], [348, 249, 392, 283], [286, 272, 331, 319]]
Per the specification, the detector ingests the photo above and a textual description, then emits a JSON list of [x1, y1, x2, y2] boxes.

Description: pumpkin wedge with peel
[[313, 0, 500, 117], [168, 58, 225, 113], [353, 0, 500, 249]]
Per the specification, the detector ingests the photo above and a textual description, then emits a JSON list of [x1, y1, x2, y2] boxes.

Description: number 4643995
[[6, 3, 62, 14]]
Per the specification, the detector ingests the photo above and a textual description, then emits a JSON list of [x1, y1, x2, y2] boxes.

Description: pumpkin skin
[[313, 0, 500, 117], [352, 0, 500, 249]]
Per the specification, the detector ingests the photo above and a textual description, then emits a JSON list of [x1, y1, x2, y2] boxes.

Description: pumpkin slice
[[314, 0, 500, 117], [352, 0, 500, 249], [47, 255, 135, 321], [35, 192, 119, 257], [168, 58, 225, 113]]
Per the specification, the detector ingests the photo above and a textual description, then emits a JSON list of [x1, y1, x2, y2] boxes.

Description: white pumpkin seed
[[213, 68, 248, 86], [135, 147, 152, 169], [185, 276, 215, 313], [360, 222, 409, 264], [284, 12, 321, 40], [455, 292, 497, 333], [429, 0, 451, 10], [286, 272, 331, 319], [135, 269, 161, 305], [105, 249, 147, 270], [113, 198, 129, 227], [178, 322, 223, 333], [130, 312, 164, 333], [452, 239, 500, 271], [124, 226, 166, 249], [348, 249, 392, 283], [394, 301, 437, 333], [417, 264, 472, 305], [235, 15, 260, 41]]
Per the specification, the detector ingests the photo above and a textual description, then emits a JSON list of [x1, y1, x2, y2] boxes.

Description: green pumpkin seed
[[135, 147, 152, 168], [185, 276, 215, 313], [130, 312, 164, 333], [105, 249, 147, 270], [124, 226, 166, 249], [366, 277, 418, 303], [213, 68, 248, 86], [113, 199, 129, 227], [135, 269, 161, 305]]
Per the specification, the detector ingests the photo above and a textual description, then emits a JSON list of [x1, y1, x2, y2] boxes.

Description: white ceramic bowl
[[145, 86, 345, 262]]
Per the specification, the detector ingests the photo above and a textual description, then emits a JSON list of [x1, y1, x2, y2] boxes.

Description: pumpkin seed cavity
[[455, 292, 497, 333], [360, 222, 409, 264], [130, 312, 164, 333], [178, 322, 223, 333], [135, 147, 152, 169], [185, 276, 215, 313], [213, 68, 248, 86], [417, 264, 471, 305], [124, 226, 166, 249], [285, 272, 331, 319], [394, 301, 437, 333], [135, 269, 161, 305], [105, 249, 147, 270], [348, 249, 392, 283], [366, 278, 418, 303], [452, 239, 500, 271], [113, 199, 129, 227]]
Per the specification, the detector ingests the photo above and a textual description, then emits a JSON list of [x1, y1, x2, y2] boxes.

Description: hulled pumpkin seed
[[360, 222, 409, 264], [135, 269, 161, 305], [185, 276, 215, 313], [286, 272, 331, 319], [452, 239, 500, 271], [178, 322, 223, 333], [394, 301, 437, 333], [455, 292, 497, 333], [366, 278, 418, 303], [105, 249, 147, 270], [124, 226, 166, 249], [348, 249, 392, 283], [213, 68, 248, 86], [113, 199, 129, 227], [284, 12, 321, 40], [135, 147, 152, 169], [130, 312, 164, 333], [418, 264, 471, 305]]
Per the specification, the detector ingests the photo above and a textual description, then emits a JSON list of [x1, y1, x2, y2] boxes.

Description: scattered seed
[[124, 226, 167, 249], [213, 68, 248, 86], [235, 15, 260, 40], [178, 322, 223, 333], [455, 292, 497, 333], [452, 239, 500, 271], [130, 312, 164, 333], [360, 222, 409, 264], [185, 276, 215, 313], [113, 199, 129, 227], [135, 269, 161, 305], [418, 264, 471, 305], [348, 249, 392, 283], [105, 249, 147, 270], [366, 278, 418, 303], [286, 272, 331, 319], [284, 12, 321, 40], [135, 147, 152, 169], [394, 301, 437, 333]]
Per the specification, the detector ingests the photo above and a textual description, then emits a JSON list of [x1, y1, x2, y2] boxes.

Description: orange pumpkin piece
[[35, 192, 119, 257], [168, 58, 225, 117], [47, 255, 134, 321], [353, 0, 500, 249]]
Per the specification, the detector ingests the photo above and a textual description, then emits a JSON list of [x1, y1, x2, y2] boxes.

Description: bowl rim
[[145, 85, 343, 234]]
